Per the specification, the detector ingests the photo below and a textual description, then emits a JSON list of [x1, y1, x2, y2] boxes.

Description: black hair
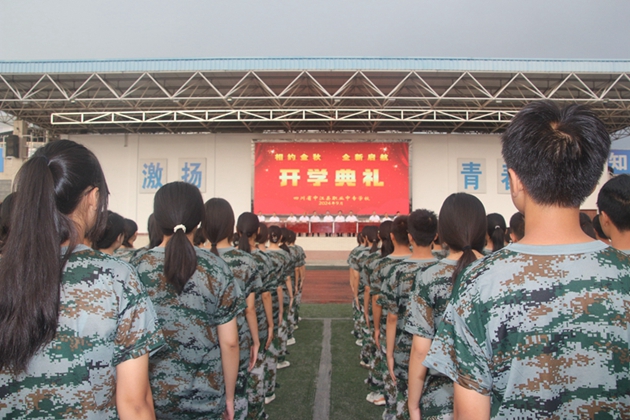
[[0, 193, 16, 252], [203, 198, 235, 257], [193, 228, 206, 246], [597, 174, 630, 232], [579, 212, 597, 239], [269, 225, 283, 244], [391, 216, 410, 246], [439, 193, 486, 283], [356, 232, 364, 245], [94, 211, 125, 250], [0, 140, 109, 374], [154, 182, 204, 294], [408, 209, 438, 247], [509, 212, 525, 242], [121, 218, 138, 248], [285, 229, 296, 245], [256, 223, 268, 244], [592, 214, 608, 240], [486, 213, 507, 252], [502, 101, 610, 207], [147, 213, 163, 249], [379, 221, 394, 256], [236, 212, 260, 253], [362, 225, 380, 253]]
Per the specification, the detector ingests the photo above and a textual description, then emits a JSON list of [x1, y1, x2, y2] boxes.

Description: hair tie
[[211, 242, 218, 248], [462, 245, 472, 251], [494, 225, 501, 230], [173, 224, 186, 234]]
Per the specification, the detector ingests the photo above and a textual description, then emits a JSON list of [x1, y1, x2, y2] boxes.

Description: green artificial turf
[[265, 319, 323, 420], [300, 303, 353, 319], [330, 319, 384, 420]]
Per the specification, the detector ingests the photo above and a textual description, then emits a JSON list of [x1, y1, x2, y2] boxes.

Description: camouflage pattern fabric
[[404, 259, 456, 418], [247, 350, 267, 419], [266, 249, 292, 362], [380, 257, 437, 419], [251, 249, 275, 344], [131, 246, 245, 419], [264, 337, 281, 398], [0, 245, 165, 419], [113, 246, 137, 262], [424, 241, 630, 419], [215, 247, 264, 420], [431, 249, 449, 260]]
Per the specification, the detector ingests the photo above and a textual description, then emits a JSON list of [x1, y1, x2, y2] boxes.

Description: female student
[[114, 218, 139, 261], [485, 213, 507, 254], [130, 182, 244, 419], [203, 198, 262, 420], [94, 211, 126, 255], [0, 140, 164, 419], [405, 193, 486, 420]]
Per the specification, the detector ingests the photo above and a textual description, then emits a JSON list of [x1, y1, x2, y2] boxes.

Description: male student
[[597, 174, 630, 252], [424, 101, 630, 419]]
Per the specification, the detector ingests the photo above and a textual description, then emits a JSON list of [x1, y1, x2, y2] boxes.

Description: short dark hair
[[509, 212, 525, 241], [579, 212, 596, 239], [502, 101, 610, 207], [408, 209, 437, 247], [391, 216, 409, 246], [597, 174, 630, 231]]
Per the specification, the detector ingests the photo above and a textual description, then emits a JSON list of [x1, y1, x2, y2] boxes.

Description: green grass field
[[265, 303, 384, 420]]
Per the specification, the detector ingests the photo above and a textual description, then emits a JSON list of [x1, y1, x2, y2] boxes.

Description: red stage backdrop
[[254, 142, 409, 215]]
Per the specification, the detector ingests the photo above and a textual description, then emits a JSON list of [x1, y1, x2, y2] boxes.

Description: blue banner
[[609, 149, 630, 175]]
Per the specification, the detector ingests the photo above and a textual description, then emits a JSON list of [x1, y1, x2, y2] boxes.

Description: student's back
[[424, 101, 630, 419]]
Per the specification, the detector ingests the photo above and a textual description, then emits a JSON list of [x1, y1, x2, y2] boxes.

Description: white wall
[[69, 132, 606, 233]]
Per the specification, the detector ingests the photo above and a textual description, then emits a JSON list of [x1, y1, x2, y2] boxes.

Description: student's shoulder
[[70, 245, 136, 275]]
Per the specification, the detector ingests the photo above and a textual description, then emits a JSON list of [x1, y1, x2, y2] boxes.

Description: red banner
[[254, 142, 409, 215]]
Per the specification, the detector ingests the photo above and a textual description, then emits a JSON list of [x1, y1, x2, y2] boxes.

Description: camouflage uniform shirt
[[424, 241, 630, 419], [131, 247, 245, 419], [251, 248, 275, 342], [0, 245, 165, 419], [215, 247, 263, 369], [404, 259, 456, 417]]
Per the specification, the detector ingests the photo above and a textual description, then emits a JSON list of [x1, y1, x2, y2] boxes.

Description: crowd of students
[[0, 141, 306, 419], [0, 100, 629, 420], [347, 101, 630, 419]]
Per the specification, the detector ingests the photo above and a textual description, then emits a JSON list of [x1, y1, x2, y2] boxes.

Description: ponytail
[[202, 198, 235, 257], [362, 226, 379, 253], [237, 212, 260, 254], [268, 225, 282, 244], [154, 182, 204, 294], [379, 221, 394, 257], [486, 213, 507, 252], [0, 140, 108, 373]]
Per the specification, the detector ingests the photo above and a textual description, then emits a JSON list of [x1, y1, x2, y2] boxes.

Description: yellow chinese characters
[[307, 169, 329, 186], [279, 169, 301, 186], [363, 169, 384, 187], [335, 169, 356, 186]]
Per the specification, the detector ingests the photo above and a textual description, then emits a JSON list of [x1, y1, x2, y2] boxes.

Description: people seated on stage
[[258, 212, 266, 222], [299, 212, 310, 223], [286, 213, 298, 223], [368, 211, 380, 223], [323, 211, 334, 236], [268, 212, 281, 223], [382, 213, 392, 221], [345, 211, 358, 223], [310, 212, 321, 236], [335, 211, 346, 236], [393, 211, 401, 220]]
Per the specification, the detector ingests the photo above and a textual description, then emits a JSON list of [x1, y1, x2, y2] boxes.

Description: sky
[[1, 0, 630, 61]]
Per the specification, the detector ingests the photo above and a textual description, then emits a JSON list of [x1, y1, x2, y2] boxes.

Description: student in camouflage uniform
[[372, 218, 411, 418], [292, 237, 307, 326], [114, 217, 139, 262], [280, 227, 297, 348], [203, 198, 264, 420], [131, 182, 244, 419], [240, 213, 274, 419], [425, 101, 630, 418], [405, 194, 486, 420], [94, 210, 126, 255], [347, 232, 368, 341], [285, 229, 304, 342], [380, 209, 439, 420], [0, 140, 164, 419], [597, 174, 630, 253]]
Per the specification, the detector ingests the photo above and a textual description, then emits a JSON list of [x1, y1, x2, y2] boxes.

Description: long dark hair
[[94, 211, 125, 250], [0, 192, 16, 252], [379, 221, 394, 256], [279, 227, 291, 252], [268, 225, 283, 244], [154, 182, 204, 294], [147, 213, 163, 249], [121, 218, 138, 248], [362, 226, 379, 253], [486, 213, 507, 252], [0, 140, 108, 374], [236, 212, 259, 253], [256, 223, 268, 245], [203, 198, 235, 256], [439, 193, 486, 283]]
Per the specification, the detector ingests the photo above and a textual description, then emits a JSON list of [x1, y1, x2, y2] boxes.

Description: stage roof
[[1, 57, 629, 137]]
